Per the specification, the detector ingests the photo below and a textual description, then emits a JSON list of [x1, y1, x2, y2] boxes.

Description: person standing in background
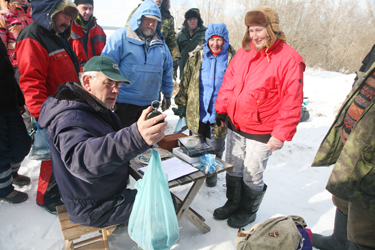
[[0, 37, 31, 204], [70, 0, 106, 70], [174, 23, 235, 187], [15, 0, 80, 214], [102, 0, 173, 128], [0, 0, 34, 137], [176, 8, 206, 80], [125, 0, 181, 78]]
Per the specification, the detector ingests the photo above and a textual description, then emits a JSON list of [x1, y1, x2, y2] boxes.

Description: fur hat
[[242, 6, 280, 51], [74, 0, 93, 6], [185, 8, 200, 20], [51, 0, 79, 21]]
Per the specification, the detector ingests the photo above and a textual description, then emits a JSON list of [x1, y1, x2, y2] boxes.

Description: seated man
[[38, 55, 167, 227]]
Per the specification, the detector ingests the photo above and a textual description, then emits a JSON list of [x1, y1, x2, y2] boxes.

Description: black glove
[[173, 57, 180, 71], [172, 106, 186, 118], [215, 113, 226, 126], [161, 96, 171, 111]]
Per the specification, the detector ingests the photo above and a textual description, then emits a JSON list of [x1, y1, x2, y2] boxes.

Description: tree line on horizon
[[171, 0, 375, 73]]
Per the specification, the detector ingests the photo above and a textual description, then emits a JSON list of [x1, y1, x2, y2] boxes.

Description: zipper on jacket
[[143, 45, 147, 64]]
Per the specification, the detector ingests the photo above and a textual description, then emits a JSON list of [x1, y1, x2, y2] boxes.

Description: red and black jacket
[[70, 17, 106, 70], [16, 22, 79, 117]]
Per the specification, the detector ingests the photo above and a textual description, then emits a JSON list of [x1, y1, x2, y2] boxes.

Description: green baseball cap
[[83, 56, 130, 84]]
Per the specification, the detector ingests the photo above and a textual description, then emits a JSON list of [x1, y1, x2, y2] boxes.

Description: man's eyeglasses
[[91, 76, 125, 89]]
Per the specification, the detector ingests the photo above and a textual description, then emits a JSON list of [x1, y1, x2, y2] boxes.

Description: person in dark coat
[[38, 55, 168, 227], [176, 8, 207, 80], [16, 0, 80, 214], [0, 37, 31, 204]]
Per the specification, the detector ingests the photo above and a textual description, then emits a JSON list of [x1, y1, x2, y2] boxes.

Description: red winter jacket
[[69, 17, 106, 70], [215, 39, 305, 141], [16, 22, 79, 118]]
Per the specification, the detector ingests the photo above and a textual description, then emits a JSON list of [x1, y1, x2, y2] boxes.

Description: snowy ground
[[0, 67, 356, 249]]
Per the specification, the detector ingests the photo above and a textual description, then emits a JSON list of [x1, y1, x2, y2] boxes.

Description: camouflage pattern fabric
[[312, 62, 375, 213], [125, 6, 181, 59], [174, 44, 236, 139]]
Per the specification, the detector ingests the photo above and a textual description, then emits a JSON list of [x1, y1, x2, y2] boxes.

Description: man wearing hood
[[125, 0, 181, 79], [176, 8, 207, 80], [102, 0, 173, 128], [69, 0, 106, 70], [15, 0, 80, 214]]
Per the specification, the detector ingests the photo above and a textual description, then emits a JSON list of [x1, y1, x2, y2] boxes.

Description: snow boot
[[312, 208, 350, 250], [206, 174, 217, 187], [0, 190, 28, 204], [213, 174, 243, 220], [227, 184, 267, 228], [206, 152, 223, 187], [13, 174, 30, 186]]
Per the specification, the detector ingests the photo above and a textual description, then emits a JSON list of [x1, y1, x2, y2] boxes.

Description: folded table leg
[[175, 178, 210, 233]]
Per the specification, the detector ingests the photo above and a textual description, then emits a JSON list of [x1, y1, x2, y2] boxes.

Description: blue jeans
[[0, 109, 31, 197]]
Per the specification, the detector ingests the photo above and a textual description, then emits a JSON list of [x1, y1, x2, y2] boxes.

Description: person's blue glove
[[172, 106, 186, 118]]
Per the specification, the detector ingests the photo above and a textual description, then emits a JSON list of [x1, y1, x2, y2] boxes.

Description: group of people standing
[[0, 0, 374, 249]]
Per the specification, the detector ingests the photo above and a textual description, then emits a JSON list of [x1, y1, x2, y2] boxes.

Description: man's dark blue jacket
[[38, 82, 150, 227]]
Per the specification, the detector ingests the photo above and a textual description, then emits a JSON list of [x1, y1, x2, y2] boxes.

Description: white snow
[[0, 68, 356, 250]]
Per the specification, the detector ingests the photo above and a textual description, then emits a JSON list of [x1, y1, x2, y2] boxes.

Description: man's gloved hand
[[173, 57, 180, 71], [172, 106, 186, 118], [266, 136, 284, 151], [215, 113, 226, 127], [161, 96, 171, 111]]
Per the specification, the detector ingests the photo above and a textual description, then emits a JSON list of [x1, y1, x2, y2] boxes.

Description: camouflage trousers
[[333, 195, 375, 250]]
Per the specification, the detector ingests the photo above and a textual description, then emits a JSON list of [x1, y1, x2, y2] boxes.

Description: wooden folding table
[[129, 156, 233, 234]]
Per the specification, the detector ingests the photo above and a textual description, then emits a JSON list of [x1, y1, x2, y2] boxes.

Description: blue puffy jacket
[[101, 0, 173, 106], [38, 82, 150, 227], [200, 23, 230, 124]]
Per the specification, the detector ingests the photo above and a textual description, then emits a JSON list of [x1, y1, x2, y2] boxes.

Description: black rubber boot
[[227, 184, 267, 228], [349, 243, 360, 250], [206, 152, 223, 187], [213, 175, 243, 220], [206, 174, 217, 187], [312, 208, 350, 250]]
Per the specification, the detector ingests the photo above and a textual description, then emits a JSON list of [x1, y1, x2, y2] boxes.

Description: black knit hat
[[185, 8, 199, 20], [74, 0, 93, 5]]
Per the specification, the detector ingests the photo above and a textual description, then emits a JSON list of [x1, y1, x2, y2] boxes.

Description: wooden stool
[[56, 204, 117, 250]]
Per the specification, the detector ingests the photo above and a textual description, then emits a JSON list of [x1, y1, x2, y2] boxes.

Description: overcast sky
[[94, 0, 142, 27], [93, 0, 198, 28]]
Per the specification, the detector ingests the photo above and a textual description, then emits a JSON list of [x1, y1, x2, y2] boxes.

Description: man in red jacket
[[15, 0, 80, 214], [70, 0, 106, 70]]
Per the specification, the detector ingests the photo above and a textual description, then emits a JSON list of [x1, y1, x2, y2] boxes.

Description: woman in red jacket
[[213, 6, 305, 228]]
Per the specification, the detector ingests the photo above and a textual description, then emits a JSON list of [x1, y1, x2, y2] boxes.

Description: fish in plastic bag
[[29, 122, 50, 161], [174, 117, 187, 134], [128, 149, 179, 250], [198, 153, 223, 175]]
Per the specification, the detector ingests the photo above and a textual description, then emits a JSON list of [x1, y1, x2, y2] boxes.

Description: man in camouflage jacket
[[312, 45, 375, 250], [125, 0, 180, 66]]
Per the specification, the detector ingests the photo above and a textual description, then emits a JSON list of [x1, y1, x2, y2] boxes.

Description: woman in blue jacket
[[174, 23, 236, 187]]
